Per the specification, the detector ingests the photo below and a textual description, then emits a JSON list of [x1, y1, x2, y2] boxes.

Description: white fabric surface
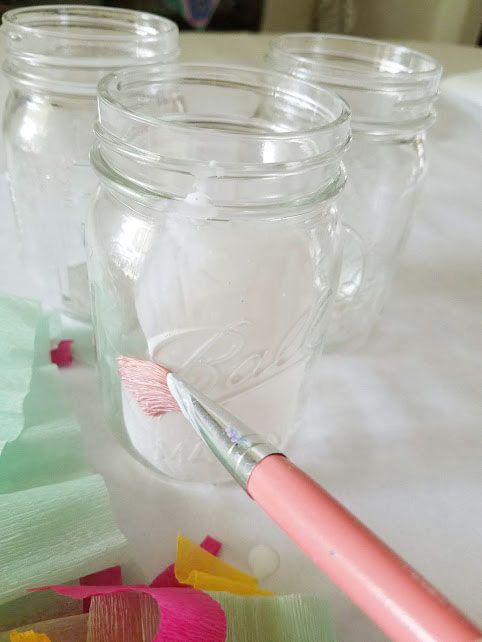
[[1, 49, 481, 642], [442, 70, 482, 107]]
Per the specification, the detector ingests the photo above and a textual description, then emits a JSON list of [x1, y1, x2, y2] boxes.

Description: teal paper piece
[[0, 475, 127, 606], [0, 412, 88, 494], [0, 294, 41, 367], [0, 294, 44, 453], [0, 363, 88, 493], [208, 592, 337, 642], [0, 293, 127, 618]]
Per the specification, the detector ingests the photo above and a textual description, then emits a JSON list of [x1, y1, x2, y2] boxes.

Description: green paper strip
[[0, 294, 46, 453], [0, 475, 127, 606], [208, 592, 337, 642], [0, 413, 88, 494], [0, 364, 88, 493], [0, 294, 41, 367], [0, 293, 127, 624], [22, 366, 71, 428]]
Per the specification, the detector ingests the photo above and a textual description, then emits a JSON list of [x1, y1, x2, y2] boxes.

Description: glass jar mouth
[[267, 34, 442, 134], [2, 4, 178, 43], [97, 62, 350, 166], [267, 34, 442, 89], [94, 63, 351, 206], [1, 5, 179, 67], [99, 62, 350, 139]]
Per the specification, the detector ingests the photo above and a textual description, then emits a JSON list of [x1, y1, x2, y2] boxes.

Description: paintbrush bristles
[[117, 356, 180, 416]]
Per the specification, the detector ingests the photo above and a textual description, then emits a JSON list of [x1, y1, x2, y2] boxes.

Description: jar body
[[266, 34, 441, 349], [326, 132, 426, 349], [1, 5, 179, 318], [87, 188, 341, 482], [4, 89, 97, 315], [88, 62, 350, 483]]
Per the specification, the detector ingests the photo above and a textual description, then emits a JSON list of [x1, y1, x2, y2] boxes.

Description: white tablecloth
[[0, 37, 481, 641]]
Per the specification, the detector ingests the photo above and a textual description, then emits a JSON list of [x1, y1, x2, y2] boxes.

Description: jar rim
[[94, 63, 351, 206], [2, 4, 178, 44], [267, 34, 442, 88], [98, 62, 351, 143]]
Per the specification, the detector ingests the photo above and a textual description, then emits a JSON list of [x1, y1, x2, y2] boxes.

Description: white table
[[1, 36, 481, 641]]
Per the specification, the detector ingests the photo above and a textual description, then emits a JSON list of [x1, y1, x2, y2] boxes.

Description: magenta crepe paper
[[50, 340, 74, 367], [199, 536, 222, 557], [151, 535, 222, 588], [80, 565, 122, 613], [30, 585, 227, 642]]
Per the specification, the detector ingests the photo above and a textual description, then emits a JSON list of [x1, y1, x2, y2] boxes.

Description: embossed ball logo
[[147, 288, 330, 399]]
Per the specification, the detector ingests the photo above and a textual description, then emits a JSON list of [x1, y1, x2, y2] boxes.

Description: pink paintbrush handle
[[247, 454, 481, 642]]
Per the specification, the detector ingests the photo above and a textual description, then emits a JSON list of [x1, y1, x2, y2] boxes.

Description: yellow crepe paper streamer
[[10, 632, 50, 642], [175, 534, 273, 596]]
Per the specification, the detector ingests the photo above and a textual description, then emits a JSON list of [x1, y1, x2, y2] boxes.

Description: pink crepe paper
[[80, 565, 122, 613], [199, 536, 222, 557], [151, 535, 222, 588], [30, 585, 227, 642], [50, 340, 74, 367]]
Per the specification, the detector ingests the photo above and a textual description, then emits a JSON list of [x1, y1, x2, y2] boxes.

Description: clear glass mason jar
[[87, 63, 350, 483], [267, 35, 442, 350], [1, 5, 178, 318]]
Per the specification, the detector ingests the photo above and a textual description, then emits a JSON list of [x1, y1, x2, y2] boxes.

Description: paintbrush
[[118, 356, 481, 642]]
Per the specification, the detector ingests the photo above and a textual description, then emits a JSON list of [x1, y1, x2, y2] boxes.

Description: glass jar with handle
[[267, 35, 442, 350], [87, 63, 351, 482]]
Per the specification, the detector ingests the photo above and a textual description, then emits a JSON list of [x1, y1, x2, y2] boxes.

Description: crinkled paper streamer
[[0, 614, 87, 642], [0, 591, 81, 632], [0, 293, 127, 614], [0, 295, 44, 453], [80, 566, 122, 613], [9, 631, 50, 641], [175, 535, 272, 596], [0, 364, 88, 493], [209, 592, 337, 642], [151, 535, 221, 588], [31, 585, 227, 642], [0, 475, 126, 606]]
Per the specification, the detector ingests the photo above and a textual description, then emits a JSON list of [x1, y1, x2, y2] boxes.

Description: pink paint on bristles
[[117, 356, 180, 416]]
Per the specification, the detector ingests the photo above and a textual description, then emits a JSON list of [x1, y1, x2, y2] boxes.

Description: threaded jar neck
[[267, 34, 442, 136], [1, 5, 179, 95], [92, 63, 351, 214]]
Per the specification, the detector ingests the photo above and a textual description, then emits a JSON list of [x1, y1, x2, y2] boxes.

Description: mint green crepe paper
[[0, 294, 44, 453], [23, 365, 71, 427], [0, 365, 89, 493], [208, 592, 337, 642], [0, 293, 127, 618], [0, 475, 127, 606], [0, 413, 88, 494], [0, 294, 41, 366]]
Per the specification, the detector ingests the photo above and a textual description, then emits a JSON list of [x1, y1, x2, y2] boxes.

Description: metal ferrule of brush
[[166, 373, 283, 490]]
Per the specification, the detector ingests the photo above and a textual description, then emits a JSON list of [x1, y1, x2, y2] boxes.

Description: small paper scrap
[[10, 632, 50, 641], [30, 585, 227, 642], [175, 534, 273, 596], [50, 341, 73, 368], [80, 565, 122, 613], [151, 535, 221, 588]]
